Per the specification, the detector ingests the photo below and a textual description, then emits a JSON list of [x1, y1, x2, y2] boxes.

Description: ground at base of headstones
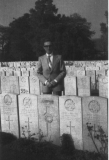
[[0, 132, 107, 160]]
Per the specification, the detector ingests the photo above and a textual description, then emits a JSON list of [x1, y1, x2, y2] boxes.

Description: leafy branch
[[86, 123, 108, 154]]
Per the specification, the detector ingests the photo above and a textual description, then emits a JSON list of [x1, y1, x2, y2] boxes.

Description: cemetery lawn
[[0, 132, 107, 160]]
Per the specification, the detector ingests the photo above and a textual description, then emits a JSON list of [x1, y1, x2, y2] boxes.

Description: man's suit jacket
[[37, 54, 66, 93]]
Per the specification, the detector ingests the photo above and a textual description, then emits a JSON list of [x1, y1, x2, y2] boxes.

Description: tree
[[100, 11, 108, 59], [4, 13, 35, 61], [28, 0, 59, 57], [0, 25, 9, 61], [3, 0, 96, 61]]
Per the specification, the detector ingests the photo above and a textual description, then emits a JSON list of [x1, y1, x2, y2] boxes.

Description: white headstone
[[86, 70, 96, 90], [19, 76, 29, 94], [59, 96, 83, 150], [21, 70, 29, 76], [66, 66, 77, 76], [0, 69, 5, 76], [1, 76, 19, 94], [64, 76, 77, 95], [18, 94, 38, 139], [77, 76, 90, 96], [29, 76, 40, 95], [96, 70, 105, 90], [0, 77, 1, 94], [6, 69, 13, 76], [82, 96, 108, 153], [76, 70, 85, 77], [86, 67, 99, 70], [38, 95, 60, 145], [96, 70, 105, 79], [14, 70, 21, 76], [30, 69, 37, 76], [14, 62, 21, 68], [20, 62, 27, 68], [0, 93, 19, 137], [98, 76, 108, 98]]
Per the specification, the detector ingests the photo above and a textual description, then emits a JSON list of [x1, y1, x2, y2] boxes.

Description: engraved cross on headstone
[[25, 117, 32, 137], [6, 116, 13, 130], [44, 105, 53, 137], [67, 121, 75, 135], [45, 106, 49, 136]]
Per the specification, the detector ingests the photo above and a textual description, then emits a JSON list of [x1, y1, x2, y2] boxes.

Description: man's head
[[43, 39, 53, 54]]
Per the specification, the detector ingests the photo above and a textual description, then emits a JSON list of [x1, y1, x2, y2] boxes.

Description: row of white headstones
[[0, 93, 108, 153], [0, 61, 108, 153], [0, 60, 108, 69], [0, 61, 108, 97], [0, 73, 108, 98]]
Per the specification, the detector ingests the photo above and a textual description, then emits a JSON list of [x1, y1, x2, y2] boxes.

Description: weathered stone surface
[[77, 76, 90, 96], [19, 76, 29, 94], [0, 93, 19, 137], [38, 95, 60, 145], [96, 70, 105, 90], [64, 76, 77, 95], [78, 89, 90, 96], [1, 76, 19, 94], [18, 94, 38, 139], [5, 69, 13, 76], [21, 70, 29, 76], [59, 96, 83, 150], [66, 66, 77, 76], [76, 70, 85, 77], [86, 67, 99, 70], [13, 70, 21, 76], [0, 69, 5, 76], [98, 76, 108, 98], [82, 96, 108, 152], [14, 62, 21, 68], [30, 69, 37, 76], [29, 76, 40, 95], [86, 70, 96, 90]]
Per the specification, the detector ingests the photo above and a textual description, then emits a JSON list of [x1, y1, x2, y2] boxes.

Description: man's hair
[[43, 38, 52, 44]]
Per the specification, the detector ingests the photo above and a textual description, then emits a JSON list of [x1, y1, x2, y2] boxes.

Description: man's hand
[[50, 80, 57, 87], [46, 81, 52, 87]]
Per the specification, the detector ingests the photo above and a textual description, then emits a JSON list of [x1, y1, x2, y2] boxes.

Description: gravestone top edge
[[82, 96, 108, 100], [60, 95, 81, 98]]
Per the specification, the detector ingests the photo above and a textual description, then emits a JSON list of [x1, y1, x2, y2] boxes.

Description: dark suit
[[37, 54, 66, 93]]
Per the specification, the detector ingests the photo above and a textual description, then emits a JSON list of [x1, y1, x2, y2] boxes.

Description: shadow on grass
[[0, 132, 108, 160]]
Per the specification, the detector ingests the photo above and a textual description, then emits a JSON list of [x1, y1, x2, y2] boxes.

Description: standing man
[[37, 39, 66, 96]]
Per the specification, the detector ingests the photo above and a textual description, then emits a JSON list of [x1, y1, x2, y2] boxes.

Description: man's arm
[[37, 57, 47, 84], [51, 56, 66, 84]]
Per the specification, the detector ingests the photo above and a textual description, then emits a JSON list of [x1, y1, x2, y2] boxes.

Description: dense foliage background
[[0, 0, 108, 61]]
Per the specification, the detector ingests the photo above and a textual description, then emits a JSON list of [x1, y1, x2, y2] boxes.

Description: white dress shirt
[[46, 53, 53, 65], [45, 53, 57, 85]]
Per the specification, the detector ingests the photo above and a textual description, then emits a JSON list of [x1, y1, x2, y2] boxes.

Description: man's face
[[44, 41, 53, 54]]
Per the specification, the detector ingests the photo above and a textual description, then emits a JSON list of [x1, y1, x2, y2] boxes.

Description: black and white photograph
[[0, 0, 108, 160]]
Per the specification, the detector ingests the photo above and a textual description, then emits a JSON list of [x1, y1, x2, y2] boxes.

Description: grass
[[0, 132, 108, 160]]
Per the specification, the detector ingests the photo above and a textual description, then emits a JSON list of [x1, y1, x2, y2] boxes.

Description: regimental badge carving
[[88, 100, 100, 113], [2, 77, 8, 83], [64, 99, 75, 111], [45, 113, 53, 123], [102, 78, 108, 84], [4, 94, 12, 105], [21, 77, 26, 82], [23, 97, 32, 107], [31, 77, 37, 83]]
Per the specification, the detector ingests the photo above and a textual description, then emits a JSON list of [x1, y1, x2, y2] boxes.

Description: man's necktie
[[48, 55, 52, 70]]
